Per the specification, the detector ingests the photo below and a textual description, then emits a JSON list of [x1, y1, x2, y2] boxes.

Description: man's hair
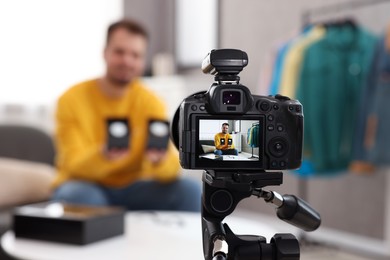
[[222, 123, 229, 127], [106, 19, 149, 44]]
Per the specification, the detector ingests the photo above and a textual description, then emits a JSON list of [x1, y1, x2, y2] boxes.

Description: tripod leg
[[202, 215, 226, 260]]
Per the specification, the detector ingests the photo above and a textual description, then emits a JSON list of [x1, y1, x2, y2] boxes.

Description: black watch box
[[13, 202, 125, 245]]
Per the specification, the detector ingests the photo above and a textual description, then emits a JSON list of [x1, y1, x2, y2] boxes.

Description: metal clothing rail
[[302, 0, 390, 26]]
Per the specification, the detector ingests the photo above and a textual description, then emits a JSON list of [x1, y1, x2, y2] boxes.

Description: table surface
[[1, 211, 280, 260], [200, 153, 259, 161]]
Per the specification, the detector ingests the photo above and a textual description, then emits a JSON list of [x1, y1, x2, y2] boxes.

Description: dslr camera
[[171, 49, 319, 260], [171, 49, 303, 171]]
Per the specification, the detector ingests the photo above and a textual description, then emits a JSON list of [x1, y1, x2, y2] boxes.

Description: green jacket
[[296, 25, 377, 172]]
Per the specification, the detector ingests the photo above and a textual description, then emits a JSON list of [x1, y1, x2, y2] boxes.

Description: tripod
[[201, 170, 321, 260]]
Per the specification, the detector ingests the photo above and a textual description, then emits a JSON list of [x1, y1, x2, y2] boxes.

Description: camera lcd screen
[[198, 119, 261, 162]]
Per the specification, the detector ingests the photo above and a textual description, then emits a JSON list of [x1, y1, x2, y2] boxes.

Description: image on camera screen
[[198, 119, 260, 161]]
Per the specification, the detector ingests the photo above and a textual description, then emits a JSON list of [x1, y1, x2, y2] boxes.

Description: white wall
[[0, 0, 123, 105], [199, 119, 228, 140], [175, 0, 218, 67]]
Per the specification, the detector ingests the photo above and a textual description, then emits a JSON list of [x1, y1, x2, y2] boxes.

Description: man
[[52, 19, 201, 212], [214, 123, 238, 156]]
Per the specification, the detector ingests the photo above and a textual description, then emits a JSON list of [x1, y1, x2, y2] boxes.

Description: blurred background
[[1, 0, 390, 259]]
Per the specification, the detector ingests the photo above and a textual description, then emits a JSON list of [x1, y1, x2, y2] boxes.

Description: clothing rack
[[249, 123, 259, 159], [297, 0, 390, 203], [302, 0, 390, 27]]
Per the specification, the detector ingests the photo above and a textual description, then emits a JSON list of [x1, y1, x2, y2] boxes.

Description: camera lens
[[223, 91, 241, 105]]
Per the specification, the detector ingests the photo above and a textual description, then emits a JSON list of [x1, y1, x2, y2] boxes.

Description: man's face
[[222, 125, 229, 134], [104, 28, 147, 86]]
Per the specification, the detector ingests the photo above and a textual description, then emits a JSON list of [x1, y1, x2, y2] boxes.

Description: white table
[[200, 153, 259, 161], [1, 211, 280, 260]]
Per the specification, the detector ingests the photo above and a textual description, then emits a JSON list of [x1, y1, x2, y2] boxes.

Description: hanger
[[323, 17, 357, 29]]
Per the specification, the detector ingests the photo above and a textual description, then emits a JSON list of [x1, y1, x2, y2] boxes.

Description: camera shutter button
[[191, 105, 197, 111]]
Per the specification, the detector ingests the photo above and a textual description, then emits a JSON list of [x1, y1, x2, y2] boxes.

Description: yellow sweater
[[214, 133, 235, 150], [52, 79, 180, 189]]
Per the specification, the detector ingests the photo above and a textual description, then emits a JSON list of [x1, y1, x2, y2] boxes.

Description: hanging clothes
[[350, 36, 390, 171], [247, 124, 259, 147], [268, 26, 314, 96], [269, 43, 293, 95], [296, 24, 377, 173], [278, 26, 326, 99]]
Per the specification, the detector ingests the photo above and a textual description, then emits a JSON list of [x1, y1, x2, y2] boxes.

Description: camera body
[[171, 49, 303, 170]]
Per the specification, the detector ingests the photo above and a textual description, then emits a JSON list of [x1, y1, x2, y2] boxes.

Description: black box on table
[[13, 202, 125, 245]]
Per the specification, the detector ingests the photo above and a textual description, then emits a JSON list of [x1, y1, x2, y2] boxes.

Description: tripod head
[[202, 170, 321, 260]]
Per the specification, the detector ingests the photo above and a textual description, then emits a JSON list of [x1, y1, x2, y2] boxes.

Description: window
[[175, 0, 218, 67], [0, 0, 123, 105]]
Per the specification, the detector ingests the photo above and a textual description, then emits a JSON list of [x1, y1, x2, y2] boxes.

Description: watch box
[[13, 202, 125, 245]]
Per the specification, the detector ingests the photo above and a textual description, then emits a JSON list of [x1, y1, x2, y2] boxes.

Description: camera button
[[279, 161, 286, 167], [296, 106, 301, 112], [273, 104, 279, 110], [199, 105, 206, 111], [191, 105, 197, 111], [267, 115, 274, 121], [277, 125, 284, 132], [271, 161, 278, 167], [288, 105, 294, 111], [267, 125, 274, 131], [275, 94, 290, 101], [260, 102, 270, 111], [194, 93, 205, 99], [268, 137, 289, 158], [275, 142, 284, 151]]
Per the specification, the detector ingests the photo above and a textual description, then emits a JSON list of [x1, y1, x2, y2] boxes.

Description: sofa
[[0, 125, 56, 230]]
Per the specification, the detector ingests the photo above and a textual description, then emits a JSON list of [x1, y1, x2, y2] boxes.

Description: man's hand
[[103, 147, 129, 160], [146, 149, 167, 164]]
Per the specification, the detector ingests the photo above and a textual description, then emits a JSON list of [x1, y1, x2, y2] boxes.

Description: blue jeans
[[52, 178, 201, 212], [214, 149, 238, 156]]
